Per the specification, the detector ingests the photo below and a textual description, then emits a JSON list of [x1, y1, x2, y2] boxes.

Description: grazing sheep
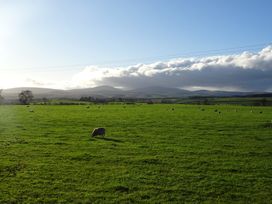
[[91, 128, 106, 137]]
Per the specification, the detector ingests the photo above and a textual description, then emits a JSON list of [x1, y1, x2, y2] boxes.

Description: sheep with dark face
[[91, 128, 106, 137]]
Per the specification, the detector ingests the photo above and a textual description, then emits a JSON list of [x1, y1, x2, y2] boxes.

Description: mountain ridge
[[2, 86, 268, 100]]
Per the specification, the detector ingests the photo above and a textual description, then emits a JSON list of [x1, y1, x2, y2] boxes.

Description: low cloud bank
[[2, 46, 272, 91], [71, 46, 272, 92]]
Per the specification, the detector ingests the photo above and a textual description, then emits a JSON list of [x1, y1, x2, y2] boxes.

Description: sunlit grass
[[0, 104, 271, 203]]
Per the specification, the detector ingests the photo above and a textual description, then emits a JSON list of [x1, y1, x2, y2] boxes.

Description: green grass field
[[0, 104, 272, 203]]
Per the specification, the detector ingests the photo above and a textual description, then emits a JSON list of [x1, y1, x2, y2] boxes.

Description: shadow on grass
[[94, 137, 123, 143], [263, 121, 272, 128]]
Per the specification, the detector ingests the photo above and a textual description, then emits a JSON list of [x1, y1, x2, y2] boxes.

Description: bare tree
[[260, 98, 267, 106], [18, 90, 34, 105]]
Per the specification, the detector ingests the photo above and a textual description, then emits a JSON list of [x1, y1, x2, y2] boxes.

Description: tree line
[[0, 90, 271, 106]]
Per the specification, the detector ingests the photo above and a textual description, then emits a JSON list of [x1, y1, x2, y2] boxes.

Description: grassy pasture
[[0, 104, 272, 203]]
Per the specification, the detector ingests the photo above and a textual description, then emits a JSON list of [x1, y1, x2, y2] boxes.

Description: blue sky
[[1, 0, 272, 90]]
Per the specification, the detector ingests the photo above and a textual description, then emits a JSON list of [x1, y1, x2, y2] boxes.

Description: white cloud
[[70, 45, 272, 91], [2, 46, 272, 92]]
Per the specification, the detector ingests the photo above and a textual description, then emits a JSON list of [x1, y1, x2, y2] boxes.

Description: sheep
[[91, 128, 106, 137]]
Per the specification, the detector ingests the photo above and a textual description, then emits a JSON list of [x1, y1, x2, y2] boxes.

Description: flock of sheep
[[199, 107, 264, 114], [25, 105, 267, 138]]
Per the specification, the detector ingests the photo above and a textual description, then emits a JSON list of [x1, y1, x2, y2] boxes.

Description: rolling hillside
[[2, 86, 267, 100]]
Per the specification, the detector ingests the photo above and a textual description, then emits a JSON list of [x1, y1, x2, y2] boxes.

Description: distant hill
[[189, 90, 261, 97], [2, 87, 66, 100], [127, 86, 191, 98], [2, 86, 269, 101], [65, 86, 125, 98]]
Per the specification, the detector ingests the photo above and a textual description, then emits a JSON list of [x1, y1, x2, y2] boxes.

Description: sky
[[0, 0, 272, 91]]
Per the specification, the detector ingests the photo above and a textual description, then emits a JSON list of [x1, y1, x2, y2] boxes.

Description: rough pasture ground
[[0, 104, 271, 203]]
